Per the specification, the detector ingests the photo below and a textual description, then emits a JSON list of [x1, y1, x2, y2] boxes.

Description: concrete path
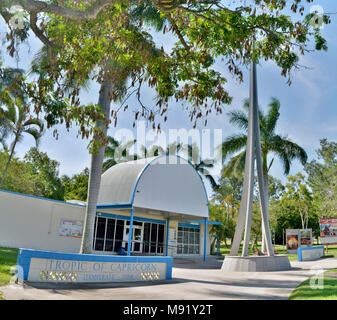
[[1, 256, 337, 300]]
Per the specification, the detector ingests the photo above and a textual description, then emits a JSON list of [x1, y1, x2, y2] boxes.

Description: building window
[[93, 216, 165, 255], [177, 226, 200, 255]]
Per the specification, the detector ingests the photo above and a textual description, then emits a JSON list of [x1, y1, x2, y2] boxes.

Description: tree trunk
[[251, 234, 258, 252], [224, 237, 228, 248], [80, 79, 112, 254], [210, 237, 216, 255], [0, 135, 18, 186]]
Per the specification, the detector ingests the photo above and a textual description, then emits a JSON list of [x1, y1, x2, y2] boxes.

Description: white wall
[[0, 190, 85, 253]]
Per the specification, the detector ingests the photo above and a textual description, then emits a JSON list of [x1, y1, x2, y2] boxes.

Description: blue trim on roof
[[0, 188, 86, 207], [16, 248, 173, 281], [96, 203, 132, 209], [96, 212, 166, 225], [178, 222, 200, 229], [186, 220, 222, 225]]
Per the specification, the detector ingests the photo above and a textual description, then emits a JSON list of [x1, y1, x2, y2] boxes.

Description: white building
[[0, 155, 219, 259]]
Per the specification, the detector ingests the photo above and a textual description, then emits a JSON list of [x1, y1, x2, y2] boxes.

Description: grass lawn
[[289, 268, 337, 300], [0, 247, 18, 300]]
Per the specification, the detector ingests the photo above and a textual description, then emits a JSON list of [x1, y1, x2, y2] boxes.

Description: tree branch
[[6, 0, 115, 21]]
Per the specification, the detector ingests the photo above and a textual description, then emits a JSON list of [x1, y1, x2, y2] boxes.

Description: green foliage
[[61, 168, 89, 202], [24, 147, 64, 200], [0, 0, 330, 142], [0, 148, 89, 202], [209, 202, 235, 253], [0, 67, 45, 185], [305, 139, 337, 218], [0, 150, 36, 194], [0, 246, 18, 288], [269, 173, 319, 243]]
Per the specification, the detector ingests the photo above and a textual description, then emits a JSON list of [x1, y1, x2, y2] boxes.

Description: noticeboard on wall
[[286, 229, 312, 254], [319, 218, 337, 244], [59, 219, 83, 238]]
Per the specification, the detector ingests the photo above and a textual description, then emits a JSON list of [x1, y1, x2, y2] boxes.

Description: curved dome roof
[[97, 155, 209, 218]]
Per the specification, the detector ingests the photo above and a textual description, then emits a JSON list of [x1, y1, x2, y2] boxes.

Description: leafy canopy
[[0, 0, 331, 149]]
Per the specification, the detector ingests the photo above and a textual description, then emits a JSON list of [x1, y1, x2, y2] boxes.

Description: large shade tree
[[0, 1, 330, 254]]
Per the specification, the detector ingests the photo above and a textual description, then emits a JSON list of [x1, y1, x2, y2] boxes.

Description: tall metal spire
[[230, 61, 274, 257]]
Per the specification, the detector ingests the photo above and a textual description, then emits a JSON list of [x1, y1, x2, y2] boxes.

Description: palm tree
[[186, 142, 218, 190], [103, 136, 137, 172], [0, 101, 44, 186], [0, 67, 25, 151], [221, 97, 307, 250]]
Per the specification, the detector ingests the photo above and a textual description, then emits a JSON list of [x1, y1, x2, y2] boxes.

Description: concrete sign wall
[[17, 249, 173, 283], [298, 246, 325, 262]]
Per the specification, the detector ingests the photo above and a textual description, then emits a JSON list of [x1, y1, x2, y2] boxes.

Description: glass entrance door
[[132, 226, 143, 253], [123, 222, 143, 253]]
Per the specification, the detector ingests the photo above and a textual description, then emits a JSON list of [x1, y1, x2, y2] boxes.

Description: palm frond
[[269, 135, 307, 174], [102, 158, 117, 172], [222, 151, 246, 177], [221, 134, 247, 162], [227, 109, 248, 131], [265, 97, 280, 134], [0, 68, 24, 91], [24, 127, 42, 147], [23, 118, 44, 131]]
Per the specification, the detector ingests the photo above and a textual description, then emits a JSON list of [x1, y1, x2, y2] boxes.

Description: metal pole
[[166, 216, 170, 256], [204, 218, 208, 261], [127, 208, 134, 256]]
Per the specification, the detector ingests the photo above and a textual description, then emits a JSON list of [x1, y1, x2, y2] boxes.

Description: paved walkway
[[1, 256, 337, 300]]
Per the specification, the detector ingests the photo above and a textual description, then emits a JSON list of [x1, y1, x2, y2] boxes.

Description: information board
[[286, 229, 312, 253], [286, 229, 299, 254], [320, 218, 337, 244], [59, 219, 83, 238]]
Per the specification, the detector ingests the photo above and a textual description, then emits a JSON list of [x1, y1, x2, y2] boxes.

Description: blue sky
[[1, 0, 337, 199]]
